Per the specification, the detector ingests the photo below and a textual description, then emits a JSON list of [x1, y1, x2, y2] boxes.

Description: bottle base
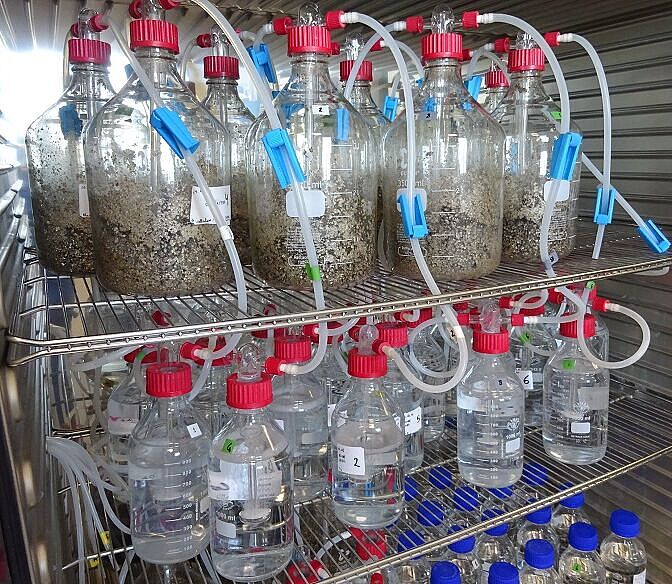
[[457, 463, 521, 489], [333, 501, 403, 529], [213, 545, 293, 581], [543, 440, 606, 465]]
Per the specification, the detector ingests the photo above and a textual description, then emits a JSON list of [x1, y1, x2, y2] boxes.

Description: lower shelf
[[58, 378, 672, 584]]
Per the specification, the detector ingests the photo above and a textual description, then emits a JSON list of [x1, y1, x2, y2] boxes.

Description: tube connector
[[196, 33, 212, 47], [493, 37, 510, 54], [273, 17, 293, 35], [510, 314, 525, 327], [405, 16, 425, 34], [325, 10, 346, 30], [462, 11, 479, 29], [264, 356, 287, 376], [591, 297, 611, 313], [544, 32, 560, 47]]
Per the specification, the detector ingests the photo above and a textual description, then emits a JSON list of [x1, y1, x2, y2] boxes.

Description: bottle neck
[[508, 70, 550, 101], [65, 63, 115, 100], [348, 80, 375, 104], [421, 58, 465, 95], [204, 78, 248, 113], [155, 394, 189, 415], [133, 47, 183, 91], [286, 53, 336, 97]]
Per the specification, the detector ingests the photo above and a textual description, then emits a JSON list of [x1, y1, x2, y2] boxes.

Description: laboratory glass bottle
[[84, 0, 231, 295], [190, 352, 233, 437], [510, 302, 556, 427], [270, 333, 328, 501], [331, 325, 405, 528], [519, 462, 550, 502], [417, 499, 449, 562], [129, 362, 210, 564], [247, 3, 377, 289], [516, 507, 560, 569], [558, 523, 606, 584], [482, 65, 509, 114], [521, 539, 559, 584], [600, 510, 647, 584], [551, 488, 590, 551], [489, 562, 520, 584], [482, 486, 515, 515], [383, 5, 504, 281], [209, 344, 293, 580], [201, 28, 255, 265], [543, 314, 610, 464], [457, 327, 525, 487], [25, 9, 115, 275], [397, 530, 431, 584], [377, 321, 425, 471], [566, 283, 609, 361], [431, 561, 463, 584], [491, 33, 582, 262], [477, 509, 516, 583], [444, 526, 481, 584]]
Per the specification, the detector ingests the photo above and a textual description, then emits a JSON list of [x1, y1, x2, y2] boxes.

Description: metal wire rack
[[55, 378, 672, 584], [7, 223, 671, 366]]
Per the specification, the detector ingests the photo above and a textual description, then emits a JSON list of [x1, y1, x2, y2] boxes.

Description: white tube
[[178, 36, 197, 81], [390, 72, 401, 97], [239, 30, 256, 44], [382, 345, 453, 393], [70, 346, 131, 372], [511, 290, 549, 313], [189, 335, 216, 400], [396, 39, 424, 79], [118, 551, 134, 584], [465, 47, 510, 82], [253, 22, 273, 53]]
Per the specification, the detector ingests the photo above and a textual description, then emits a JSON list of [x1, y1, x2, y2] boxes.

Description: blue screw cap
[[558, 483, 585, 509], [431, 561, 461, 584], [610, 509, 640, 538], [405, 476, 420, 502], [398, 529, 425, 553], [428, 466, 453, 490], [489, 486, 514, 500], [417, 499, 446, 527], [522, 462, 548, 487], [526, 505, 552, 525], [568, 522, 598, 552], [488, 562, 519, 584], [447, 525, 475, 553], [453, 486, 479, 512], [524, 539, 554, 570], [482, 508, 508, 536]]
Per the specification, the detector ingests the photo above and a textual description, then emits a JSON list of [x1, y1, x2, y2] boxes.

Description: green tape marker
[[550, 110, 562, 121], [222, 438, 236, 454], [563, 358, 576, 370]]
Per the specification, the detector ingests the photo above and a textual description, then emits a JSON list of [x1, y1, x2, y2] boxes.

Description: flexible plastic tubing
[[62, 29, 72, 89], [465, 47, 510, 82], [118, 551, 134, 584], [253, 23, 272, 52], [397, 39, 424, 80], [190, 335, 216, 400], [70, 346, 131, 371], [511, 289, 549, 313], [178, 36, 197, 80], [315, 531, 352, 560]]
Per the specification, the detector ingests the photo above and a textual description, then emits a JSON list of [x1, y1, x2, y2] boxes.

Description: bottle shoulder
[[130, 403, 210, 453], [212, 412, 289, 462]]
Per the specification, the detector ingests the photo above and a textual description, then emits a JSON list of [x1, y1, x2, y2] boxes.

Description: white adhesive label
[[633, 570, 647, 584], [336, 444, 366, 476], [187, 423, 202, 438], [506, 437, 521, 453], [543, 179, 571, 202], [396, 188, 427, 213], [571, 421, 591, 434], [404, 406, 423, 435], [457, 394, 486, 412], [286, 188, 326, 218], [577, 386, 609, 411], [215, 518, 237, 538], [78, 183, 89, 218], [210, 460, 281, 501], [311, 104, 329, 115], [274, 419, 285, 430], [327, 404, 336, 427], [516, 370, 534, 391], [107, 402, 139, 436], [190, 185, 231, 225]]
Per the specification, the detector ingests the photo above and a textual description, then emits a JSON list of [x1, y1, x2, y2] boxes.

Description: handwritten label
[[517, 370, 534, 391], [78, 184, 90, 218], [336, 444, 365, 476], [187, 423, 202, 438], [190, 185, 231, 225]]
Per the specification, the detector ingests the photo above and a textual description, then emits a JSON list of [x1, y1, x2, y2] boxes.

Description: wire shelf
[[56, 378, 672, 584], [8, 223, 670, 366]]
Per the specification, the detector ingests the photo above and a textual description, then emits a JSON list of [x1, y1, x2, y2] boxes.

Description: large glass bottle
[[482, 65, 509, 114], [201, 28, 255, 265], [492, 33, 582, 262], [25, 9, 115, 275], [383, 5, 504, 281], [247, 3, 378, 289], [85, 0, 231, 295]]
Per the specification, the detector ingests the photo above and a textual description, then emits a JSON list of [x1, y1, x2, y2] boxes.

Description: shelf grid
[[7, 223, 671, 366], [56, 378, 672, 584]]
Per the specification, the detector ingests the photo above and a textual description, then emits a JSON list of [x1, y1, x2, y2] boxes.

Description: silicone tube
[[178, 36, 197, 80], [465, 47, 510, 82]]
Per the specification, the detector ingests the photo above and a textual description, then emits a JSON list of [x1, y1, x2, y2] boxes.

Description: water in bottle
[[600, 510, 646, 584], [543, 314, 610, 465], [558, 523, 605, 583], [209, 344, 293, 581], [477, 509, 516, 583], [270, 332, 328, 501], [431, 561, 462, 584], [521, 539, 559, 583], [377, 321, 425, 471], [488, 562, 520, 584], [331, 325, 405, 528], [444, 526, 482, 584], [457, 326, 525, 487], [551, 487, 590, 551], [129, 363, 210, 564], [516, 507, 560, 569], [397, 530, 431, 584]]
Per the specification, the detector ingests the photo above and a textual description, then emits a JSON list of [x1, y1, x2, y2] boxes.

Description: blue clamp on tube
[[149, 107, 199, 159], [397, 193, 429, 239], [593, 186, 617, 225], [465, 75, 483, 100], [416, 78, 424, 88], [422, 97, 437, 113], [336, 108, 349, 141], [549, 132, 582, 180], [58, 104, 83, 138], [383, 96, 399, 122], [262, 128, 306, 189], [246, 43, 277, 84], [637, 219, 670, 254], [124, 64, 134, 79]]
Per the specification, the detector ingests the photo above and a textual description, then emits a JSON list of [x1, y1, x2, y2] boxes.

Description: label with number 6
[[516, 370, 534, 391]]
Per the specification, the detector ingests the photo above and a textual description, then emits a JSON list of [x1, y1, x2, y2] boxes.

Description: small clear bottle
[[431, 561, 462, 584], [551, 488, 589, 551], [129, 363, 210, 564], [453, 486, 481, 526], [444, 526, 482, 584], [397, 530, 431, 584], [516, 507, 560, 569], [600, 510, 647, 584], [331, 325, 405, 528], [477, 509, 516, 583], [489, 562, 520, 584], [426, 465, 454, 501], [270, 333, 328, 501], [483, 486, 515, 515], [457, 327, 525, 487], [521, 539, 559, 583], [543, 314, 610, 465], [558, 523, 605, 584], [209, 344, 293, 581], [377, 321, 425, 471], [566, 284, 609, 362], [482, 65, 509, 114], [519, 463, 550, 502], [417, 500, 449, 562]]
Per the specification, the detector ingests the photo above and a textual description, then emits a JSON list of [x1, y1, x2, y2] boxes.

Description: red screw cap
[[226, 372, 273, 409], [560, 314, 596, 339], [304, 321, 343, 345], [340, 59, 372, 81], [204, 55, 239, 79], [406, 16, 425, 34], [508, 48, 545, 72], [288, 25, 332, 56], [453, 302, 470, 312], [348, 348, 387, 378], [128, 0, 142, 19], [68, 39, 111, 65], [371, 39, 384, 52], [90, 13, 108, 33], [422, 32, 463, 61], [485, 69, 509, 88], [567, 283, 598, 303], [157, 0, 180, 9], [547, 288, 565, 304], [355, 538, 387, 561], [473, 328, 510, 354], [510, 314, 525, 327], [273, 16, 293, 35], [274, 334, 312, 363], [397, 307, 434, 328], [457, 313, 471, 326], [493, 37, 510, 54], [146, 362, 192, 398], [330, 42, 341, 56], [376, 322, 409, 348], [129, 19, 179, 53], [544, 32, 561, 47], [518, 303, 545, 317], [196, 33, 212, 48], [325, 10, 345, 31], [461, 11, 479, 29], [461, 48, 473, 62]]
